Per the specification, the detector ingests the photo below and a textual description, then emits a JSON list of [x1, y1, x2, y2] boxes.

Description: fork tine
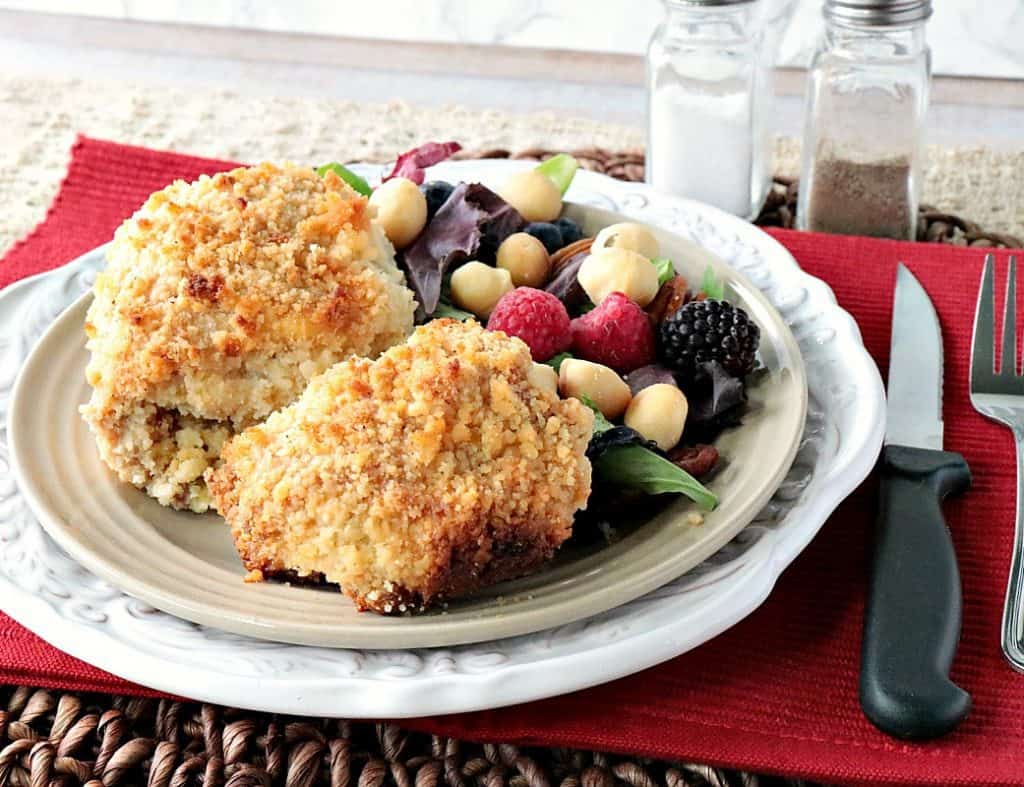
[[1004, 256, 1018, 376], [972, 254, 997, 386]]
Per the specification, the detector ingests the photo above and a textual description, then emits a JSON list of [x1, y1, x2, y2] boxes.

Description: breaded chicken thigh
[[208, 320, 593, 613], [81, 163, 416, 511]]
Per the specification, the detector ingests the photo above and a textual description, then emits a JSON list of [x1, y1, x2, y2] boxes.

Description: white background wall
[[5, 0, 1024, 80]]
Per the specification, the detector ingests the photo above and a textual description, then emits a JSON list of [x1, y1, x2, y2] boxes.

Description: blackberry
[[658, 299, 759, 380]]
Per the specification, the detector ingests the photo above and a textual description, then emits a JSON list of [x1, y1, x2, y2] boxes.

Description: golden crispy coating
[[81, 163, 416, 511], [208, 320, 593, 613]]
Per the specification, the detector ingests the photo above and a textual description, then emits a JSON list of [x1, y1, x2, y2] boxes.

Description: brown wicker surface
[[0, 687, 816, 787], [461, 147, 1023, 249]]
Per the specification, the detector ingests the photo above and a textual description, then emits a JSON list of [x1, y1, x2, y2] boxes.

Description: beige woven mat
[[2, 75, 1022, 257]]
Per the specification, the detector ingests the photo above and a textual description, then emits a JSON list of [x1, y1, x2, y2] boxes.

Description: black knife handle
[[860, 444, 972, 740]]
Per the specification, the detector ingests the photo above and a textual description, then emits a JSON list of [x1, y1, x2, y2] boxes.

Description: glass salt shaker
[[646, 0, 772, 219], [797, 0, 932, 240]]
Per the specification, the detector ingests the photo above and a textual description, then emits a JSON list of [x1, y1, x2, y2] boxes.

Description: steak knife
[[859, 263, 972, 740]]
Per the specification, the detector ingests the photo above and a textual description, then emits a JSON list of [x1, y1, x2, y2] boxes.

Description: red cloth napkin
[[4, 136, 1024, 786]]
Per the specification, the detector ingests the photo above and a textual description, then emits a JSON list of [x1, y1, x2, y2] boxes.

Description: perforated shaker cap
[[663, 0, 754, 6], [825, 0, 932, 25]]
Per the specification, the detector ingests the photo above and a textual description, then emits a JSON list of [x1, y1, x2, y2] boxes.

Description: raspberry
[[570, 292, 656, 373], [487, 287, 572, 362]]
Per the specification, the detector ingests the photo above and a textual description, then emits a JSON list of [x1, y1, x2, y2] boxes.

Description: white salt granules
[[647, 82, 763, 218]]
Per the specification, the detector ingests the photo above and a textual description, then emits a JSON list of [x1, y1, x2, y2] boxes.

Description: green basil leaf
[[651, 257, 675, 287], [593, 444, 718, 510], [579, 395, 614, 434], [536, 153, 579, 196], [432, 301, 474, 321], [315, 162, 373, 196], [700, 265, 726, 300], [545, 351, 573, 373]]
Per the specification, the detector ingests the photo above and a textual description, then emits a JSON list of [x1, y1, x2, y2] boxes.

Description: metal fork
[[970, 253, 1024, 672]]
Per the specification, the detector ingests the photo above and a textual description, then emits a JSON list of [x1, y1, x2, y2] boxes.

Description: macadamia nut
[[593, 222, 660, 259], [527, 362, 559, 396], [624, 383, 688, 451], [450, 262, 514, 319], [368, 177, 427, 249], [558, 358, 632, 419], [498, 170, 562, 223], [577, 248, 660, 307], [497, 232, 551, 287]]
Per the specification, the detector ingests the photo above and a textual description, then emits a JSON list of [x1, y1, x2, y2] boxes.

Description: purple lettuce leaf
[[402, 182, 523, 316], [544, 251, 588, 308], [383, 141, 462, 185], [624, 364, 678, 396], [684, 361, 747, 441]]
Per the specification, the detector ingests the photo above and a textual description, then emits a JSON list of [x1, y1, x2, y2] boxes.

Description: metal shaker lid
[[663, 0, 756, 6], [825, 0, 932, 26]]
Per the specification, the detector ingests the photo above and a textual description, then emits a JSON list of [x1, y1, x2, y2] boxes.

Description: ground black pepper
[[804, 155, 914, 240]]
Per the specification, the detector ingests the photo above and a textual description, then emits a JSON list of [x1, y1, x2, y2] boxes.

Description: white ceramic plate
[[0, 161, 884, 716]]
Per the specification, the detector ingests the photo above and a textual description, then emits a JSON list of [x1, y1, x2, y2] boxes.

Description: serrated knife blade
[[886, 264, 945, 450]]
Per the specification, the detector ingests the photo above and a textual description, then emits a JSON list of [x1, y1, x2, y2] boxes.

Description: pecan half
[[550, 237, 593, 275], [645, 275, 689, 325], [668, 443, 719, 479]]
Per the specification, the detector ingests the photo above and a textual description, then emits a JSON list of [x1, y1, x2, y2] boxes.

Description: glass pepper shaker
[[646, 0, 772, 219], [797, 0, 932, 240]]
